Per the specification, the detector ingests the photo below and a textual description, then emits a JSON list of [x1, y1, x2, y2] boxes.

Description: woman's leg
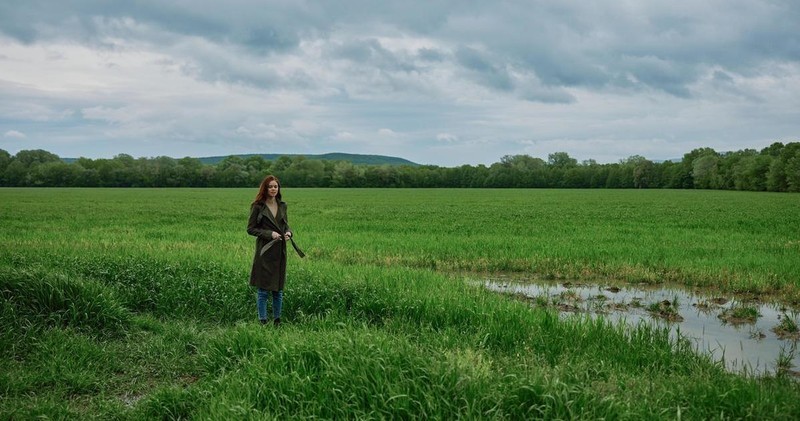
[[257, 288, 269, 323], [272, 290, 283, 324]]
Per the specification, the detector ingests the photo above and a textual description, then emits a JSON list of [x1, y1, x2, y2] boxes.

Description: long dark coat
[[247, 201, 303, 291]]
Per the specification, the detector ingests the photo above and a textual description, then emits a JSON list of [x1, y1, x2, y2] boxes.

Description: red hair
[[252, 175, 281, 205]]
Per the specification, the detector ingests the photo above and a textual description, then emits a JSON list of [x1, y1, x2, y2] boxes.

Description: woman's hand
[[285, 231, 292, 239], [271, 231, 282, 240]]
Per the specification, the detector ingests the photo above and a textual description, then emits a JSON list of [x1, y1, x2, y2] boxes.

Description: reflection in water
[[483, 277, 800, 377]]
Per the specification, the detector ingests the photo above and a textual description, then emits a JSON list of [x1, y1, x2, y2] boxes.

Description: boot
[[273, 318, 281, 327]]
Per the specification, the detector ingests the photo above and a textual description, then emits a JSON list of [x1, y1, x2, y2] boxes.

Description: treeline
[[1, 142, 798, 191]]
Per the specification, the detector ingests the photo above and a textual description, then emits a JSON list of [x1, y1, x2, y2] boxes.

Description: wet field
[[483, 275, 800, 377]]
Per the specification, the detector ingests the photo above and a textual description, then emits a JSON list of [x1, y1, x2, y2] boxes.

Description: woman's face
[[267, 181, 279, 197]]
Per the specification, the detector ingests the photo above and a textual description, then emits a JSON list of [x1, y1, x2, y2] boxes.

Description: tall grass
[[2, 188, 800, 419], [0, 267, 130, 334]]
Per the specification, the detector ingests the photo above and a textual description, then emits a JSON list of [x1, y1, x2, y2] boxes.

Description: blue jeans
[[257, 288, 283, 321]]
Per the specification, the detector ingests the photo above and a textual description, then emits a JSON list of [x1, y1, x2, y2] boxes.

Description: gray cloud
[[3, 0, 798, 95], [1, 1, 798, 165], [455, 46, 514, 92], [0, 1, 313, 50], [331, 38, 418, 73], [416, 47, 445, 62]]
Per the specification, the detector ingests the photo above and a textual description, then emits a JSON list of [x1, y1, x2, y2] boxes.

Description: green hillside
[[61, 152, 419, 166], [197, 152, 418, 166]]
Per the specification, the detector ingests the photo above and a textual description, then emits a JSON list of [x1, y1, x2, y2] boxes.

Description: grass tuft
[[0, 267, 130, 335]]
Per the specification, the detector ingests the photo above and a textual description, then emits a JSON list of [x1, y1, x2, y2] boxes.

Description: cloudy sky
[[1, 0, 798, 166]]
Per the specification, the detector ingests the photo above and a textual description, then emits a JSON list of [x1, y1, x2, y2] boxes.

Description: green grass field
[[2, 188, 800, 419]]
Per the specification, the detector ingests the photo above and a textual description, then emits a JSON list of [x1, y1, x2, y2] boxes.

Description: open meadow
[[2, 187, 800, 419]]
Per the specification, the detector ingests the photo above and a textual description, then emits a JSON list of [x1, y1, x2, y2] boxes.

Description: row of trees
[[1, 142, 799, 191]]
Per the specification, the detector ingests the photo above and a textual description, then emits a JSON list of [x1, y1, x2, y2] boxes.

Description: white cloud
[[235, 124, 275, 139], [436, 133, 457, 143], [332, 131, 354, 141], [4, 130, 26, 138]]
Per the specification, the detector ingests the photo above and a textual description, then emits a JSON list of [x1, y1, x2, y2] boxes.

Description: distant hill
[[198, 153, 419, 166], [62, 152, 419, 166]]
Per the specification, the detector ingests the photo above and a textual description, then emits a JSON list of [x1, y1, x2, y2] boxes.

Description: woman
[[247, 175, 304, 326]]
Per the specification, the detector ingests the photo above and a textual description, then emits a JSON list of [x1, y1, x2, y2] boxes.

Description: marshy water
[[482, 276, 800, 377]]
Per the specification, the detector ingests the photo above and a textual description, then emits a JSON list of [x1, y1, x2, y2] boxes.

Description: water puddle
[[482, 276, 800, 377]]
